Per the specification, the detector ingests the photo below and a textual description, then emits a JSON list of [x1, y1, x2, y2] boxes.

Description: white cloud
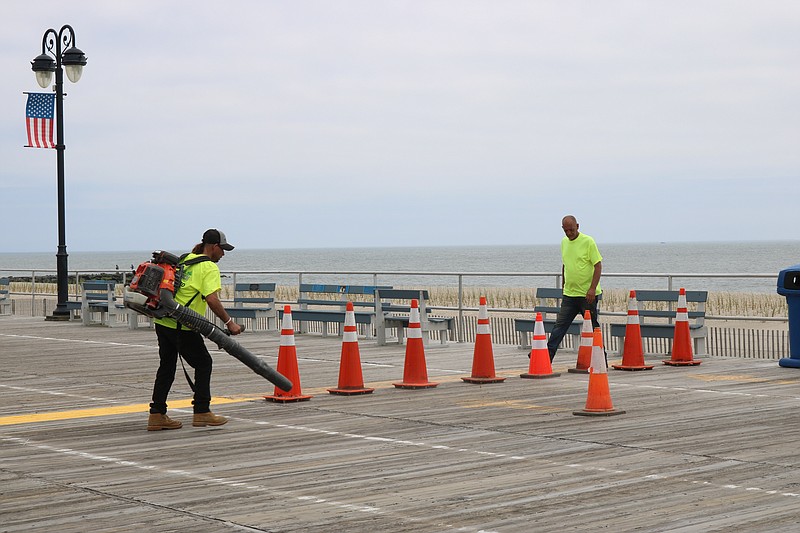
[[1, 0, 798, 252]]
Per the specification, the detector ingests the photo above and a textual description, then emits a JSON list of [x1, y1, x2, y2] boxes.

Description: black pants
[[547, 295, 601, 361], [150, 324, 213, 414]]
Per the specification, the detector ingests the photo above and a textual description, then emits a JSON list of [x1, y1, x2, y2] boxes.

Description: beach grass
[[8, 282, 788, 318]]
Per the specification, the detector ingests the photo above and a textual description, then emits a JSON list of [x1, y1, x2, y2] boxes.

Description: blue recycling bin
[[778, 264, 800, 368]]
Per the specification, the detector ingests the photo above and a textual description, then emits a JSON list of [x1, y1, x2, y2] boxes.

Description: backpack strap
[[174, 253, 214, 392]]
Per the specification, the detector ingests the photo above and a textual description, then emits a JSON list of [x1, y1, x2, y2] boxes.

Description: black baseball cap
[[202, 228, 234, 251]]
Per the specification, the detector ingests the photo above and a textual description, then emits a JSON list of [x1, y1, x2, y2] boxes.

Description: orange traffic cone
[[521, 312, 560, 379], [264, 305, 313, 402], [328, 302, 375, 395], [463, 296, 505, 384], [612, 290, 654, 371], [574, 328, 625, 416], [568, 310, 594, 374], [393, 299, 439, 389], [663, 288, 702, 366]]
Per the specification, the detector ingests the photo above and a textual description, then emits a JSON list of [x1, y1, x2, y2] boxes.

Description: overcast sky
[[1, 1, 798, 253]]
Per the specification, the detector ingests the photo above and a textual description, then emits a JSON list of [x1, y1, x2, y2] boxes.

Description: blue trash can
[[778, 264, 800, 368]]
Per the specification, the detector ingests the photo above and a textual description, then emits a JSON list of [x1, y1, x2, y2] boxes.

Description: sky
[[1, 1, 798, 253]]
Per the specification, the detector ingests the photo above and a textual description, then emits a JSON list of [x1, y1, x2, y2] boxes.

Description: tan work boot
[[147, 413, 182, 431], [192, 411, 228, 427]]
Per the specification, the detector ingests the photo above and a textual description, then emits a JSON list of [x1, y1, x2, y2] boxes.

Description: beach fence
[[460, 315, 790, 360], [4, 295, 790, 360]]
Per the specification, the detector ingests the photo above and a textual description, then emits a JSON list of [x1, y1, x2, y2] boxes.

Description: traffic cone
[[568, 310, 594, 374], [521, 312, 560, 379], [663, 288, 702, 366], [328, 302, 375, 395], [393, 299, 439, 389], [612, 290, 654, 371], [264, 305, 313, 402], [574, 328, 625, 416], [463, 296, 505, 384]]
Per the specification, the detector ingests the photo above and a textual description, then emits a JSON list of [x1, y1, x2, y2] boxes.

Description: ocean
[[2, 241, 799, 293]]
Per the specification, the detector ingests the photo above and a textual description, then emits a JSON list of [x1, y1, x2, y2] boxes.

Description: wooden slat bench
[[0, 277, 11, 315], [224, 282, 277, 331], [81, 280, 126, 327], [375, 288, 455, 346], [64, 300, 83, 321], [514, 288, 589, 350], [609, 289, 708, 355], [287, 284, 391, 338]]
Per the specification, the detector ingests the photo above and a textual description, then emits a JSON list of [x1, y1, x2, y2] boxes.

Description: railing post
[[457, 274, 464, 343], [298, 273, 303, 300], [31, 270, 36, 317]]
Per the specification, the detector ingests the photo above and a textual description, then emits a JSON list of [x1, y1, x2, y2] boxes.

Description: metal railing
[[2, 267, 783, 340]]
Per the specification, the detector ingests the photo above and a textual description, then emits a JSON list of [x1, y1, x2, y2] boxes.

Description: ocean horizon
[[2, 240, 799, 293]]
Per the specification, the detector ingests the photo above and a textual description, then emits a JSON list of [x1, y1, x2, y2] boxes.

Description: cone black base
[[663, 360, 701, 366], [393, 382, 439, 389], [264, 394, 313, 403], [573, 409, 626, 417], [567, 368, 589, 374], [612, 364, 654, 371], [462, 376, 506, 384], [328, 387, 375, 395], [520, 372, 560, 379]]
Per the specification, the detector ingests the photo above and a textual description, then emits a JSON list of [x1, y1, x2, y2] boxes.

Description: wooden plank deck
[[2, 314, 800, 532]]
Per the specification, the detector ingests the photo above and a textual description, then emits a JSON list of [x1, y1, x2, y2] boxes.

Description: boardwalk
[[2, 315, 800, 532]]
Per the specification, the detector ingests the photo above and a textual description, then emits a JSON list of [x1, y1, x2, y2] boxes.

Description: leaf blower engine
[[124, 250, 292, 392]]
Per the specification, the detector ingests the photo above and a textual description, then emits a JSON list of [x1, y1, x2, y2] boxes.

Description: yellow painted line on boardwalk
[[0, 368, 538, 427], [0, 396, 261, 427], [689, 374, 800, 385]]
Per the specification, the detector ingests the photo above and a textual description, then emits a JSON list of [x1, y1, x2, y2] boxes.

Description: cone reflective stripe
[[521, 312, 560, 379], [393, 299, 439, 389], [463, 296, 505, 384], [280, 308, 295, 346], [664, 288, 701, 366], [574, 328, 625, 416], [612, 290, 654, 371], [407, 302, 423, 339], [568, 310, 594, 374], [329, 302, 375, 395], [264, 305, 313, 402], [589, 327, 608, 374]]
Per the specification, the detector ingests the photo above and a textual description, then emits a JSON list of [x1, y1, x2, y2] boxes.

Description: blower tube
[[159, 289, 293, 392]]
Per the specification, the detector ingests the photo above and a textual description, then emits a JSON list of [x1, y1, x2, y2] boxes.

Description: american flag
[[25, 93, 56, 149]]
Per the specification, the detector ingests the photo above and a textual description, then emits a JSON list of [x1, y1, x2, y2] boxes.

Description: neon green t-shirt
[[561, 233, 602, 298], [154, 253, 221, 330]]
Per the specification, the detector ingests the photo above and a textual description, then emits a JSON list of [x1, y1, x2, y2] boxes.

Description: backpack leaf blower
[[124, 251, 293, 392]]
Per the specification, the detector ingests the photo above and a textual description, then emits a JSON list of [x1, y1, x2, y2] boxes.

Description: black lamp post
[[31, 25, 87, 320]]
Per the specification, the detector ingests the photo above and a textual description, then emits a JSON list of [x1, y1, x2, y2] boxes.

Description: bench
[[287, 284, 391, 338], [375, 289, 455, 346], [224, 282, 277, 331], [0, 277, 11, 315], [609, 290, 708, 355], [64, 300, 83, 321], [81, 280, 126, 327], [514, 288, 588, 350]]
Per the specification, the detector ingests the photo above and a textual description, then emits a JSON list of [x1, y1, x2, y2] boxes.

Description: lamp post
[[31, 25, 87, 320]]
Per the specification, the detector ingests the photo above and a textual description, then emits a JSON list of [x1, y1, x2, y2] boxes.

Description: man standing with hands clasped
[[547, 215, 604, 362], [147, 228, 243, 431]]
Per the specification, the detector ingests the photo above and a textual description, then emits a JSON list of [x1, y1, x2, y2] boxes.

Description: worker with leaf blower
[[147, 228, 242, 431]]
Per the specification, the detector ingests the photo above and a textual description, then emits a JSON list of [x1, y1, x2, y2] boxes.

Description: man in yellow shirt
[[547, 215, 603, 361], [147, 229, 243, 431]]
